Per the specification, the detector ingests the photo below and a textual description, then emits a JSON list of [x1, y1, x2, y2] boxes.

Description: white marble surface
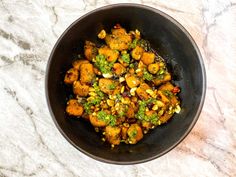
[[0, 0, 236, 176]]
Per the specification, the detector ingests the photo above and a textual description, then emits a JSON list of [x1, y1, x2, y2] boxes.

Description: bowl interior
[[46, 4, 205, 164]]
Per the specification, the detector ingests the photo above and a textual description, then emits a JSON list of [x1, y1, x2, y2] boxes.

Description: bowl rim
[[45, 3, 206, 165]]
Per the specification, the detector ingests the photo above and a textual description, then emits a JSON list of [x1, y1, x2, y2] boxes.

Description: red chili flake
[[111, 67, 116, 72], [114, 24, 121, 29], [172, 86, 180, 93]]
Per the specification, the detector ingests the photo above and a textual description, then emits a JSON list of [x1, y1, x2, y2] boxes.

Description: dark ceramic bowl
[[46, 4, 206, 164]]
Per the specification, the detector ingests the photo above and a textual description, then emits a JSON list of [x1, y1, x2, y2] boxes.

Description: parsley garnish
[[95, 54, 114, 74], [97, 111, 117, 126], [137, 39, 149, 51], [121, 53, 130, 64], [130, 129, 137, 138], [135, 98, 159, 124], [163, 90, 173, 98], [143, 70, 153, 81], [92, 82, 104, 97], [108, 83, 116, 90], [129, 39, 139, 49]]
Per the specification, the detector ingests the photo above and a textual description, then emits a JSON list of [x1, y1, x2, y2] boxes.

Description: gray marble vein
[[0, 0, 236, 176]]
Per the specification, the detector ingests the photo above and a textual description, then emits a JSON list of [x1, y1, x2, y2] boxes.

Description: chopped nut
[[119, 77, 125, 83], [130, 87, 137, 96], [146, 89, 157, 98], [102, 73, 113, 78], [155, 100, 165, 107], [138, 61, 145, 68], [135, 29, 140, 36], [121, 86, 125, 93], [124, 74, 129, 79], [123, 123, 129, 127], [109, 95, 116, 100], [135, 68, 142, 73], [98, 29, 106, 39], [152, 104, 158, 111], [89, 88, 95, 92], [151, 93, 157, 98], [76, 96, 83, 103], [92, 58, 96, 62], [146, 89, 154, 95], [89, 92, 97, 96], [168, 106, 173, 114], [121, 97, 130, 104], [174, 105, 181, 113], [87, 97, 95, 101], [121, 97, 125, 103], [107, 99, 115, 107], [115, 103, 120, 110], [158, 109, 164, 116]]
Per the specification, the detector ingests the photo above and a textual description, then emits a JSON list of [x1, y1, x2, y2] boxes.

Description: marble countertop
[[0, 0, 236, 176]]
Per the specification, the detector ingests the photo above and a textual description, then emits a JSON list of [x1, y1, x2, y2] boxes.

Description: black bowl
[[46, 4, 206, 164]]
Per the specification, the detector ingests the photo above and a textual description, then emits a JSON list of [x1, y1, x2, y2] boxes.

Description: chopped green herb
[[163, 90, 173, 98], [108, 83, 116, 90], [97, 111, 108, 121], [129, 63, 134, 68], [90, 97, 102, 105], [97, 111, 117, 126], [118, 105, 128, 117], [149, 112, 159, 124], [143, 70, 153, 81], [116, 94, 122, 100], [137, 39, 149, 51], [130, 129, 137, 138], [146, 98, 155, 104], [121, 53, 130, 64], [83, 96, 102, 114], [93, 82, 104, 97], [118, 111, 125, 117], [136, 100, 147, 120], [109, 116, 117, 126], [129, 39, 139, 49], [156, 74, 164, 80], [135, 98, 158, 124], [157, 68, 165, 75], [83, 102, 92, 114], [95, 54, 114, 74], [82, 82, 104, 114]]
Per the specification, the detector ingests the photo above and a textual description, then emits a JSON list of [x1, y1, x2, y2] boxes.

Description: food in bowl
[[64, 24, 181, 146]]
